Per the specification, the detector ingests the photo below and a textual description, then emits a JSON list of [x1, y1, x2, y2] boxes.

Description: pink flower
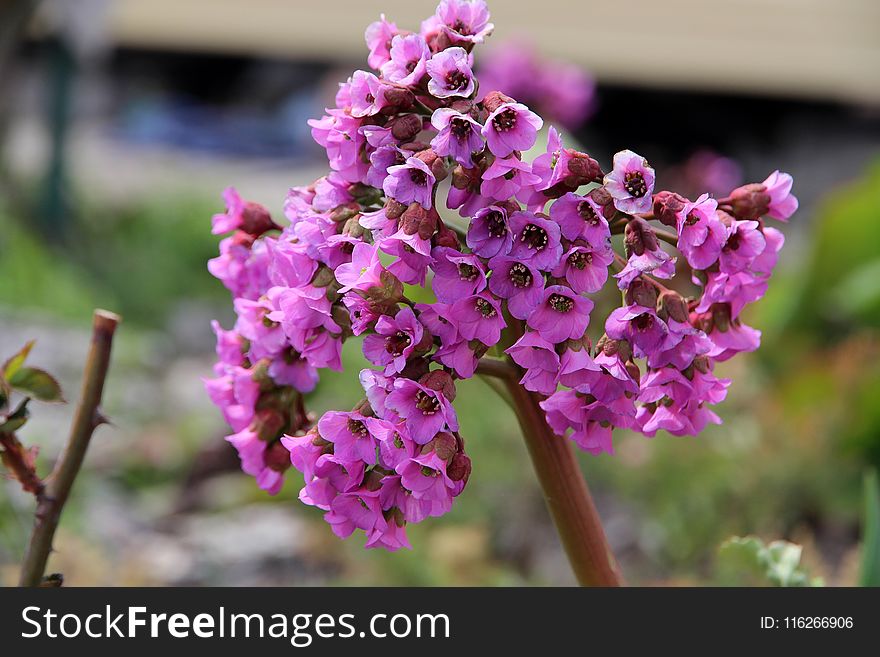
[[363, 306, 425, 374], [426, 47, 475, 98], [426, 0, 494, 45], [527, 285, 593, 344], [466, 205, 512, 258], [430, 108, 483, 166], [506, 331, 560, 395], [335, 241, 384, 293], [450, 292, 506, 345], [385, 377, 459, 444], [603, 149, 655, 214], [677, 194, 729, 270], [482, 102, 543, 157], [318, 411, 379, 464], [480, 156, 541, 202], [365, 14, 398, 70], [549, 193, 611, 246], [348, 70, 387, 117], [381, 34, 430, 86], [762, 170, 798, 221], [488, 256, 543, 319], [384, 157, 436, 208], [551, 243, 613, 294], [508, 211, 562, 271], [431, 246, 487, 302]]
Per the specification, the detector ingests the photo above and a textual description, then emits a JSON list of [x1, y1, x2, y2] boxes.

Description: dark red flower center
[[385, 330, 412, 356], [475, 298, 497, 317], [410, 168, 428, 186], [492, 108, 517, 132], [568, 250, 592, 270], [485, 211, 507, 238], [450, 117, 472, 140], [509, 262, 533, 288], [577, 200, 600, 224], [634, 314, 654, 331], [445, 69, 469, 91], [347, 419, 369, 436], [520, 223, 548, 251], [624, 171, 648, 198], [548, 293, 574, 313], [458, 262, 478, 281], [415, 390, 441, 415]]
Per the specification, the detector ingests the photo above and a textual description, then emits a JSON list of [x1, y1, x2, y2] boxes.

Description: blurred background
[[2, 0, 880, 586]]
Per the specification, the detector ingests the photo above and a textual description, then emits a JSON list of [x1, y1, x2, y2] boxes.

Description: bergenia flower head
[[205, 0, 797, 552]]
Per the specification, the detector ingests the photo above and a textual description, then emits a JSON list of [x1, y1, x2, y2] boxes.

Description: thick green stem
[[18, 309, 120, 586]]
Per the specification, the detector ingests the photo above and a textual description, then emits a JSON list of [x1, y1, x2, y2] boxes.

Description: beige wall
[[104, 0, 880, 103]]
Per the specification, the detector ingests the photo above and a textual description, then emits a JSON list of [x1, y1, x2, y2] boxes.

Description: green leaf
[[0, 398, 31, 433], [8, 367, 65, 403], [717, 536, 823, 587], [860, 469, 880, 587], [2, 340, 34, 381]]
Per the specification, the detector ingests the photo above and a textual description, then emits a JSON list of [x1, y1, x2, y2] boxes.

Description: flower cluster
[[206, 0, 797, 550]]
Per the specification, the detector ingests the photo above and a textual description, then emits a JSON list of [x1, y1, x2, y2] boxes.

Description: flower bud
[[564, 149, 604, 185], [447, 452, 472, 483], [711, 303, 731, 332], [625, 276, 658, 309], [240, 202, 279, 236], [433, 222, 460, 249], [400, 356, 431, 381], [419, 369, 456, 401], [365, 269, 404, 313], [624, 218, 659, 257], [343, 216, 366, 239], [652, 191, 688, 227], [252, 407, 286, 442], [424, 431, 457, 461], [264, 439, 292, 473], [481, 90, 515, 113], [625, 360, 641, 385], [451, 164, 481, 191], [381, 86, 415, 112], [311, 264, 337, 288], [725, 183, 770, 220], [588, 186, 615, 220], [657, 290, 689, 323], [329, 202, 361, 223], [399, 203, 439, 239], [384, 198, 407, 220], [389, 113, 424, 141]]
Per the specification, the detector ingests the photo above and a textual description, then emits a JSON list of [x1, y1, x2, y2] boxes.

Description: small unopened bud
[[625, 361, 641, 385], [343, 216, 366, 238], [311, 264, 337, 288], [481, 90, 515, 113], [447, 453, 472, 483], [624, 218, 659, 257], [264, 439, 292, 473], [425, 432, 457, 461], [653, 191, 688, 227], [451, 164, 481, 191], [433, 222, 460, 249], [329, 202, 361, 223], [389, 113, 423, 142], [692, 355, 710, 374], [352, 398, 374, 416], [400, 357, 431, 381], [711, 303, 731, 332], [725, 183, 770, 220], [625, 276, 658, 309], [419, 369, 456, 401], [564, 149, 604, 185], [399, 203, 439, 239], [252, 407, 286, 442], [657, 290, 689, 323], [384, 198, 407, 220], [365, 269, 404, 313], [240, 202, 279, 236], [381, 86, 415, 112]]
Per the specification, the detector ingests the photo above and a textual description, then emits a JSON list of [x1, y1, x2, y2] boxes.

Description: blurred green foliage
[[716, 536, 823, 587]]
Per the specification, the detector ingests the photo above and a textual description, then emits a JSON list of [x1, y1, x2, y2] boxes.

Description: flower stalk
[[18, 309, 120, 587]]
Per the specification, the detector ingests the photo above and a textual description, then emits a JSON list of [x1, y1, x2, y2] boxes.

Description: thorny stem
[[18, 309, 120, 587]]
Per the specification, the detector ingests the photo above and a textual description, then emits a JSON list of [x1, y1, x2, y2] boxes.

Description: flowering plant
[[205, 0, 797, 583]]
